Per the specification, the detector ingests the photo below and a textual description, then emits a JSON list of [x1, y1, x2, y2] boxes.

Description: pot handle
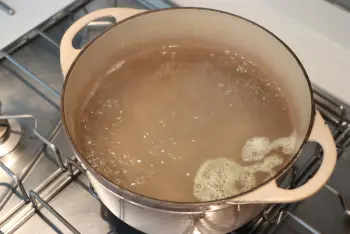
[[60, 8, 146, 77], [230, 111, 337, 204]]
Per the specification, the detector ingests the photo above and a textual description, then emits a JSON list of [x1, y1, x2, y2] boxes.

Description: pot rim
[[61, 7, 315, 213]]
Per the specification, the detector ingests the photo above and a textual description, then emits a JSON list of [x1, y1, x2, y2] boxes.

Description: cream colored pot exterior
[[60, 8, 337, 234]]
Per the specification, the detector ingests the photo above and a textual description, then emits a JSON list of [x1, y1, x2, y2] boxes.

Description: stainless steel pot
[[60, 8, 337, 234]]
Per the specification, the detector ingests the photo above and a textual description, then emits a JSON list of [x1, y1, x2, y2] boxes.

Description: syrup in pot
[[77, 44, 295, 202]]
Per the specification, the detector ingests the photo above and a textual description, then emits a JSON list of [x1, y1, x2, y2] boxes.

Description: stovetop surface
[[0, 0, 350, 234]]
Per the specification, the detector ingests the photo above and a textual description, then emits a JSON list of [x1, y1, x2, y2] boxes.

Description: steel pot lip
[[61, 7, 315, 213]]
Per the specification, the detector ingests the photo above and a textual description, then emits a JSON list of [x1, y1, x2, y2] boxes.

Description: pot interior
[[62, 8, 313, 203]]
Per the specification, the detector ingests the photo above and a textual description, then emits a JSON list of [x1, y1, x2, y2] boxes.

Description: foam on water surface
[[193, 155, 284, 202], [242, 132, 297, 162], [242, 137, 271, 162], [271, 131, 297, 155]]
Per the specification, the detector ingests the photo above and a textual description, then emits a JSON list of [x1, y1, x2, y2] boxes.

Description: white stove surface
[[0, 0, 75, 50]]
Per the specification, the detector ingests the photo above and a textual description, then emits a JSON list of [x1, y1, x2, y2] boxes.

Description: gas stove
[[0, 1, 349, 233]]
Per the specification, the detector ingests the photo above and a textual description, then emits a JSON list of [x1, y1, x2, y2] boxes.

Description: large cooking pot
[[60, 8, 337, 234]]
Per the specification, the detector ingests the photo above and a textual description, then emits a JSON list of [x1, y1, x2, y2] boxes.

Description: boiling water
[[77, 45, 295, 202]]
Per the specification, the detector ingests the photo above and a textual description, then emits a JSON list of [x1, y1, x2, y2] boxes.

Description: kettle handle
[[230, 110, 337, 204], [60, 8, 146, 78]]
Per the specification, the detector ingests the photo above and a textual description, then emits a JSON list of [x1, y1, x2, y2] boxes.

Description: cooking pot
[[60, 8, 337, 234]]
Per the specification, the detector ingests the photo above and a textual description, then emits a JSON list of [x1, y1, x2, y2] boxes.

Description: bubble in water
[[193, 158, 241, 201], [242, 132, 296, 162], [270, 131, 296, 155], [193, 155, 285, 201], [242, 137, 271, 162]]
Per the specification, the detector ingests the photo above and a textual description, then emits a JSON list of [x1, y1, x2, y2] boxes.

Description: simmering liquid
[[77, 45, 295, 202]]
